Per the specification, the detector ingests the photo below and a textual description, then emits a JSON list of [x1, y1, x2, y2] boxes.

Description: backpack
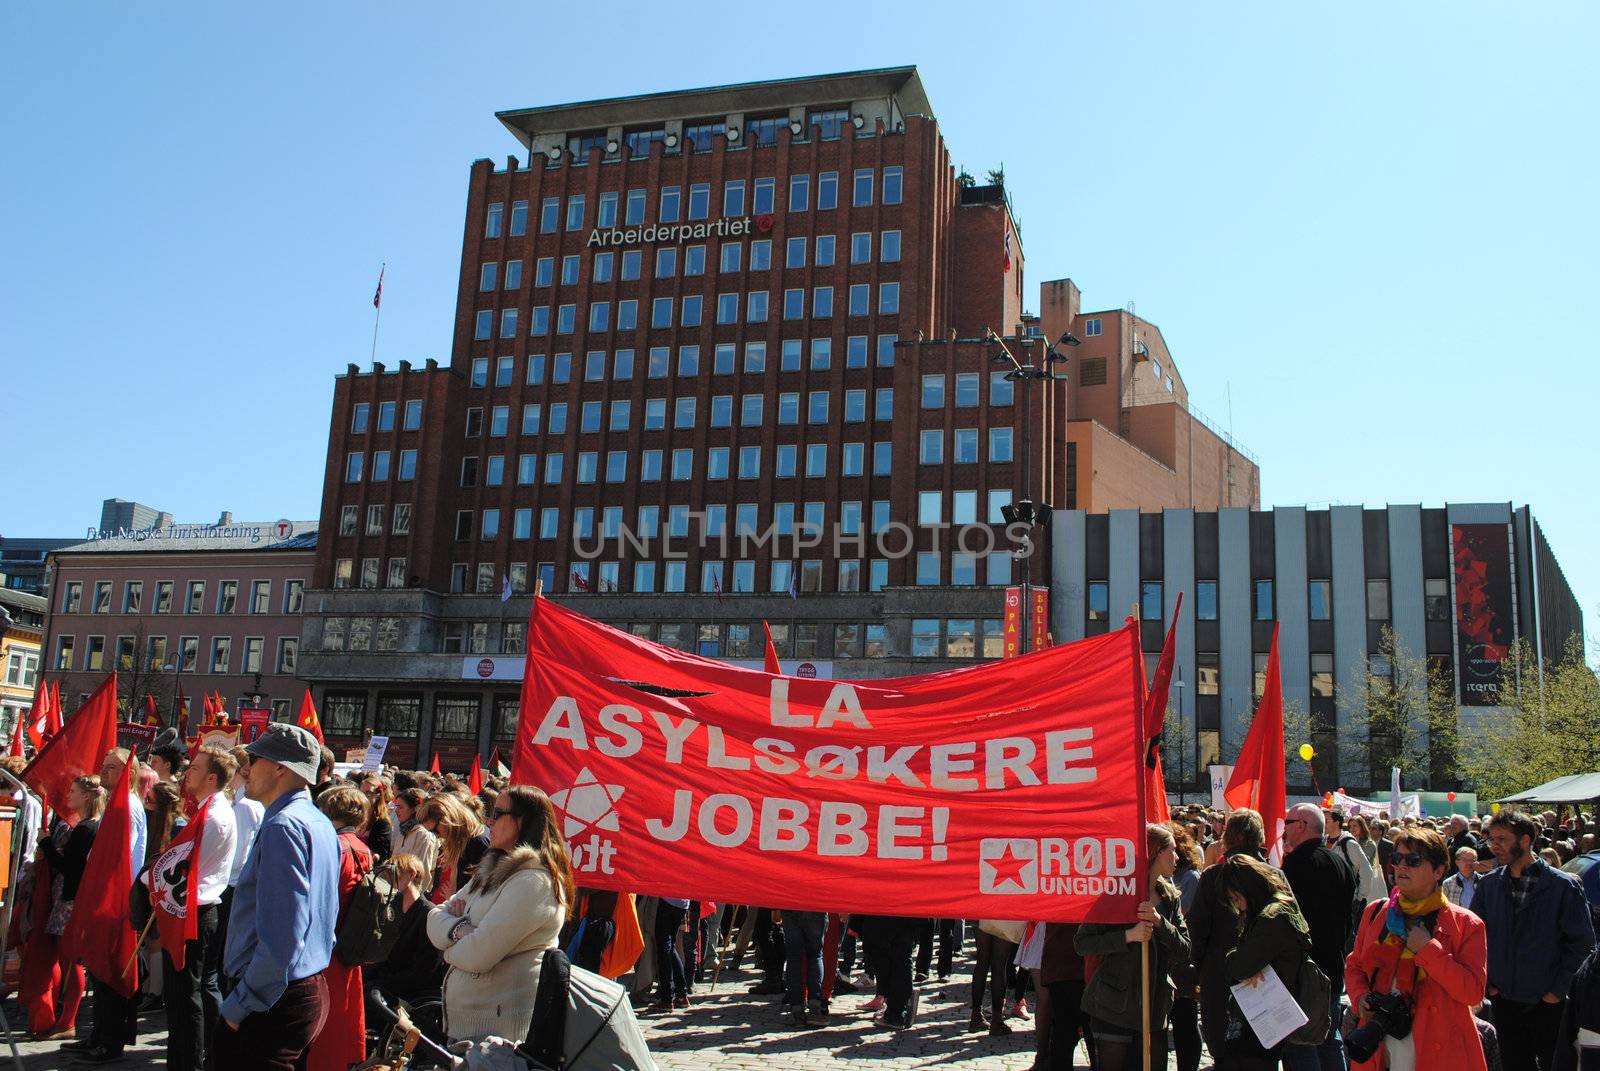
[[333, 840, 404, 967], [1287, 955, 1333, 1045]]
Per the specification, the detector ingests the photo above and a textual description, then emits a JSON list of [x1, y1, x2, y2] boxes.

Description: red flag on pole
[[762, 621, 782, 675], [62, 753, 138, 996], [429, 752, 441, 775], [149, 795, 211, 970], [49, 680, 64, 736], [25, 685, 46, 750], [468, 754, 483, 795], [1224, 623, 1287, 863], [373, 265, 384, 309], [295, 689, 324, 744], [143, 694, 162, 728], [23, 674, 119, 817], [8, 712, 24, 758]]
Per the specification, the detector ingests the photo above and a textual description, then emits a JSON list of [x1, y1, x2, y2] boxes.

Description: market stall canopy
[[1499, 773, 1600, 804]]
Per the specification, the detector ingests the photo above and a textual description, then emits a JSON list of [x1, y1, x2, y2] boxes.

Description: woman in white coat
[[427, 785, 576, 1044]]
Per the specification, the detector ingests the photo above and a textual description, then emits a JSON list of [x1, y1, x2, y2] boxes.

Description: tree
[[1457, 634, 1600, 801], [955, 169, 976, 188], [1336, 625, 1459, 792], [113, 620, 173, 725], [986, 166, 1006, 187]]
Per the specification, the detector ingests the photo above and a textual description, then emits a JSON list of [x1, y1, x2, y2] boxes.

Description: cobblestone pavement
[[3, 968, 1183, 1069]]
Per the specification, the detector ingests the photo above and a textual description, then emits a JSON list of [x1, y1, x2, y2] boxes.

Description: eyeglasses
[[1392, 851, 1429, 868], [491, 807, 516, 820]]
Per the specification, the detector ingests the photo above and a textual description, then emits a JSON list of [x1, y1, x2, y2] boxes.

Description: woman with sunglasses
[[426, 785, 575, 1045], [1343, 827, 1487, 1071]]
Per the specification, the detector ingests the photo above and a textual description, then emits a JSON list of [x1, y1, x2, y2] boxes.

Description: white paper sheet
[[1229, 966, 1308, 1050]]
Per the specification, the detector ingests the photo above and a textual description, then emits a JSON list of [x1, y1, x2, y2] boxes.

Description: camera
[[1344, 992, 1414, 1063]]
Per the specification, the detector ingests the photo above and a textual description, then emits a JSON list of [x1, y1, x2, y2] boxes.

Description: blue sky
[[3, 3, 1596, 641]]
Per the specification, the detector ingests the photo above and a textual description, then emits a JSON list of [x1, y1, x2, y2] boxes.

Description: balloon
[[1298, 744, 1315, 762], [1491, 803, 1501, 814], [1447, 791, 1457, 802]]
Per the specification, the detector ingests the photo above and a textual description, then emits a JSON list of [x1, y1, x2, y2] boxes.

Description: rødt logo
[[979, 838, 1039, 894], [476, 658, 495, 679], [551, 766, 625, 875], [756, 213, 774, 233]]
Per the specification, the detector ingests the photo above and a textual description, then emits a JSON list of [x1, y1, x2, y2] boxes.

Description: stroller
[[359, 949, 656, 1071]]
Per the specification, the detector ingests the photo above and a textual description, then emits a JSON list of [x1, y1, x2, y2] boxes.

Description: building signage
[[1003, 587, 1022, 658], [587, 216, 756, 249], [237, 708, 271, 743], [463, 655, 830, 681], [1451, 523, 1516, 706], [1029, 589, 1051, 652], [82, 522, 295, 544]]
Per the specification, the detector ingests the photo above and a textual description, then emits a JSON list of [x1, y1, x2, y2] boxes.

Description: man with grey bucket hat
[[212, 724, 340, 1071]]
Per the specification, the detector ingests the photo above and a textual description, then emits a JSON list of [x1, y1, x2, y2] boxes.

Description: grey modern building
[[1050, 503, 1582, 795]]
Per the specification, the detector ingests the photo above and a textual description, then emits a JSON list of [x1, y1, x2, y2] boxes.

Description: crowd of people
[[7, 731, 1600, 1071]]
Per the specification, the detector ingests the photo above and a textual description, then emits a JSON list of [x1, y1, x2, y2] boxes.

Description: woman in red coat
[[308, 784, 374, 1071], [1344, 826, 1488, 1071]]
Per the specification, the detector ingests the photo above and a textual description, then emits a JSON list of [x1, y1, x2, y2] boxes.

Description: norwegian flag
[[372, 264, 384, 308], [570, 569, 590, 592], [1002, 226, 1013, 273]]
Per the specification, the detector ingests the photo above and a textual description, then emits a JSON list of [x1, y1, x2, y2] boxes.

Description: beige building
[[0, 588, 47, 740]]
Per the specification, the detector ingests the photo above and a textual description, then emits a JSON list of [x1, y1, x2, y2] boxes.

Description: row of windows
[[60, 578, 306, 616], [473, 282, 902, 339], [5, 650, 39, 689], [1085, 577, 1454, 624], [477, 230, 903, 293], [468, 335, 916, 389], [349, 399, 424, 435], [53, 633, 298, 676], [466, 388, 901, 439], [482, 168, 905, 239]]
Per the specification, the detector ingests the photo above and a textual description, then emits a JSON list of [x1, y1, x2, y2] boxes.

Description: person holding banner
[[34, 775, 104, 1042], [1074, 823, 1191, 1071]]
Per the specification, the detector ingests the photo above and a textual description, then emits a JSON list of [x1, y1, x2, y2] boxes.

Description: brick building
[[300, 67, 1258, 767], [41, 515, 316, 728]]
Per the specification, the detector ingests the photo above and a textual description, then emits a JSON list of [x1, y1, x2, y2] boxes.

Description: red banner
[[1003, 587, 1022, 658], [514, 599, 1148, 923], [1451, 523, 1515, 706], [237, 708, 271, 743], [1029, 588, 1050, 652]]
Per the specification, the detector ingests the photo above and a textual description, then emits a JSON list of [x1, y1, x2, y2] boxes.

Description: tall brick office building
[[301, 68, 1258, 766]]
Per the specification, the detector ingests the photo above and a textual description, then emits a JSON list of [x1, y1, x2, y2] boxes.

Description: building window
[[1197, 652, 1220, 696], [210, 637, 231, 673], [485, 202, 503, 238], [217, 581, 238, 614], [1424, 578, 1449, 621], [922, 375, 945, 408], [1310, 652, 1334, 698], [376, 695, 421, 737], [1254, 579, 1274, 621], [154, 581, 173, 614], [853, 168, 874, 207], [1141, 581, 1163, 622], [1088, 581, 1109, 622], [1366, 579, 1391, 621], [1084, 317, 1102, 337], [122, 581, 142, 613], [1308, 580, 1332, 621], [1197, 580, 1218, 621], [911, 618, 940, 657]]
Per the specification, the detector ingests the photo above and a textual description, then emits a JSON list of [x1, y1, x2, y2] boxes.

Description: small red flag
[[23, 674, 119, 817], [25, 685, 45, 750], [149, 796, 211, 970], [372, 265, 384, 309], [9, 712, 25, 758], [762, 621, 782, 675], [429, 752, 441, 775], [295, 689, 324, 744], [1225, 623, 1287, 863], [143, 694, 162, 728], [63, 752, 138, 996], [49, 680, 64, 736], [468, 754, 483, 795]]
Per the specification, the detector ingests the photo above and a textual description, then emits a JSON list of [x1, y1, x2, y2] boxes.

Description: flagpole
[[370, 262, 385, 363]]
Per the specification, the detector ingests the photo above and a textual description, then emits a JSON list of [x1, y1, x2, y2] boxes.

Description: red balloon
[[1447, 791, 1457, 802]]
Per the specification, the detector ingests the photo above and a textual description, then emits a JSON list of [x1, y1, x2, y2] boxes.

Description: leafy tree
[[955, 169, 976, 188], [1457, 634, 1600, 801], [1336, 625, 1459, 792], [986, 166, 1006, 187]]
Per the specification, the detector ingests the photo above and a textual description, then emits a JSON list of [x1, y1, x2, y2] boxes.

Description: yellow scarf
[[1380, 887, 1447, 978]]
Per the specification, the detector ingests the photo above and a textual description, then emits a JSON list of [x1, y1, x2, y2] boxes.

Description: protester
[[214, 724, 341, 1071], [1553, 943, 1600, 1071], [365, 852, 443, 1009], [76, 748, 147, 1065], [1040, 919, 1094, 1071], [395, 788, 438, 891], [146, 780, 187, 860], [1445, 844, 1485, 909], [425, 784, 573, 1045], [970, 921, 1020, 1035], [1075, 823, 1191, 1071], [1214, 853, 1314, 1071], [1190, 808, 1267, 1060], [148, 741, 187, 784], [35, 775, 102, 1043], [1344, 827, 1488, 1071], [855, 914, 922, 1030], [1329, 807, 1387, 908], [778, 907, 828, 1026], [1475, 810, 1597, 1071], [359, 774, 394, 863], [1280, 803, 1356, 1071], [307, 782, 373, 1071], [1170, 823, 1205, 1071], [150, 746, 238, 1071]]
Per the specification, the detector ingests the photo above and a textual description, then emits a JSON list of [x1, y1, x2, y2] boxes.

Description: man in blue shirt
[[214, 724, 340, 1071]]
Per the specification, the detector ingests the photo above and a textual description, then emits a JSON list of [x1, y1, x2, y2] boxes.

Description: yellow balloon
[[1491, 803, 1501, 814], [1297, 744, 1315, 762]]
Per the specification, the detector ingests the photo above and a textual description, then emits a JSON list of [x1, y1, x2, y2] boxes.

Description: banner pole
[[1133, 599, 1152, 1071]]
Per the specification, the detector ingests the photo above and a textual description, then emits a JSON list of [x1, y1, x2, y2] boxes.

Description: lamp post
[[991, 329, 1076, 652], [163, 652, 187, 736], [1172, 671, 1187, 803]]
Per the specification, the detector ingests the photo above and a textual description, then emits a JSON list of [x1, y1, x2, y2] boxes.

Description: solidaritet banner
[[514, 598, 1149, 923], [1029, 588, 1050, 652]]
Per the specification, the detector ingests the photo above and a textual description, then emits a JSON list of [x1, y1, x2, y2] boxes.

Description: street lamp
[[162, 652, 188, 736], [990, 329, 1073, 653], [1172, 670, 1187, 802]]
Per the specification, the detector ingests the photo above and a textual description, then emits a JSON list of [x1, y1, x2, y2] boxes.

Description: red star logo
[[985, 843, 1032, 892]]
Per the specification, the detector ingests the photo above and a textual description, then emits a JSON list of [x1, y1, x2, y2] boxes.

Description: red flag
[[296, 689, 324, 744], [570, 569, 590, 592], [149, 796, 211, 970], [63, 752, 138, 996], [429, 752, 440, 775], [762, 621, 782, 675], [144, 694, 162, 728], [372, 264, 384, 308], [1224, 623, 1287, 863], [468, 753, 483, 795], [49, 680, 64, 736], [9, 712, 24, 758], [1142, 592, 1184, 824], [212, 692, 228, 723], [25, 685, 46, 750], [23, 674, 119, 817]]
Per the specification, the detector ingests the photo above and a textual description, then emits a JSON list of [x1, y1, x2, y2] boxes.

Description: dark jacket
[[1075, 879, 1190, 1028], [366, 897, 444, 1005], [1039, 923, 1085, 986], [1225, 898, 1312, 995], [41, 819, 98, 900], [1554, 946, 1600, 1071], [1281, 836, 1356, 995], [1472, 857, 1597, 1003], [1189, 848, 1263, 1046]]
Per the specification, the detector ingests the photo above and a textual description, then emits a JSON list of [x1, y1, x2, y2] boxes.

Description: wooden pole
[[533, 577, 544, 598]]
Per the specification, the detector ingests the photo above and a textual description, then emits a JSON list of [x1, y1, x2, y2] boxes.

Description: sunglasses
[[1392, 851, 1429, 868]]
